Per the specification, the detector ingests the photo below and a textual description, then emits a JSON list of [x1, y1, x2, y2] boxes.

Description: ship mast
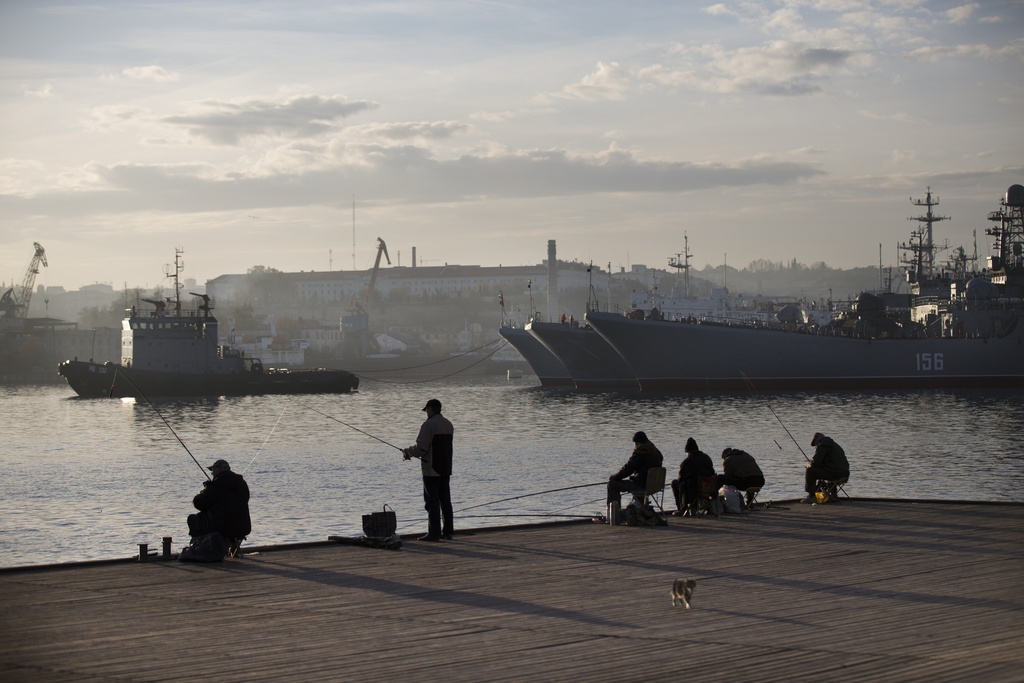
[[901, 187, 949, 282], [668, 233, 693, 298], [164, 248, 184, 316], [986, 184, 1024, 290]]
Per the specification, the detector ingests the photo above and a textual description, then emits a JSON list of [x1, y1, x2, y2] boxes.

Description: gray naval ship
[[585, 185, 1024, 391]]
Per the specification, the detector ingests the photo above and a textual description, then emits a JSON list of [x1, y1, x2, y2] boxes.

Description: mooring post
[[138, 543, 148, 561], [162, 537, 172, 559]]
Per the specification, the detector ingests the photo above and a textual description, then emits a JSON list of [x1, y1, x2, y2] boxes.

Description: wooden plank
[[1, 500, 1022, 683]]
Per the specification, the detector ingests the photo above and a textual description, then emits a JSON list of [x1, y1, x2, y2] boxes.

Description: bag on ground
[[720, 485, 744, 513], [623, 500, 667, 526], [362, 504, 398, 538], [179, 531, 229, 562]]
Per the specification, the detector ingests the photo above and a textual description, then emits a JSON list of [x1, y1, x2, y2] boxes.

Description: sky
[[1, 0, 1023, 293]]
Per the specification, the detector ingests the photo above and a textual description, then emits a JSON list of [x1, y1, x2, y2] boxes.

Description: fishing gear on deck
[[111, 368, 210, 480]]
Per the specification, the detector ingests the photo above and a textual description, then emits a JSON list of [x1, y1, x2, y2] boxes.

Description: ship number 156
[[916, 353, 944, 372]]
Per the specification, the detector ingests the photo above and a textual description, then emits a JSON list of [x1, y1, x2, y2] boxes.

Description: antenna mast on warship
[[901, 187, 950, 284], [668, 233, 693, 298]]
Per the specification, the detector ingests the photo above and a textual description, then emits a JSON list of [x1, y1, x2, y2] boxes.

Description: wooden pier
[[2, 499, 1022, 682]]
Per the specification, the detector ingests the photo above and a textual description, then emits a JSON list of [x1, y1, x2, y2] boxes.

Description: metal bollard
[[162, 537, 172, 559], [607, 501, 620, 526], [138, 543, 148, 561]]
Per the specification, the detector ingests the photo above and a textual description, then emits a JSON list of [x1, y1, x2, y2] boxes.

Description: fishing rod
[[110, 368, 210, 480], [454, 482, 606, 514], [740, 371, 810, 462], [297, 400, 415, 456]]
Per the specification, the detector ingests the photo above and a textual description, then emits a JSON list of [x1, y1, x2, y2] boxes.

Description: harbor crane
[[1, 242, 47, 318], [363, 237, 391, 316]]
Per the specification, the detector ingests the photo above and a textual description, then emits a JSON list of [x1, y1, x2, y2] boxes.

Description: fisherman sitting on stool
[[801, 433, 849, 504], [607, 431, 663, 520], [187, 459, 252, 547]]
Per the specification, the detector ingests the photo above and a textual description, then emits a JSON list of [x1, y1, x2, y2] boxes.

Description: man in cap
[[607, 431, 664, 511], [801, 432, 849, 503], [187, 459, 252, 544], [403, 398, 455, 541], [671, 437, 716, 515]]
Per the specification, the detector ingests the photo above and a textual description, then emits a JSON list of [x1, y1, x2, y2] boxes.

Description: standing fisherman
[[403, 399, 455, 541]]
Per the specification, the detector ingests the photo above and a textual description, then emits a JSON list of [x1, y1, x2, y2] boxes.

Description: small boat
[[58, 250, 359, 399]]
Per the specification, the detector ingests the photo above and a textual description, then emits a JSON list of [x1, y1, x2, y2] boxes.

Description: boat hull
[[58, 360, 359, 399], [585, 311, 1024, 390], [527, 321, 638, 389], [497, 327, 574, 387]]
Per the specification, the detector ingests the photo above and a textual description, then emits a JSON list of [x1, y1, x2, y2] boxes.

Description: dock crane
[[340, 237, 391, 358], [1, 242, 47, 318], [363, 237, 391, 316]]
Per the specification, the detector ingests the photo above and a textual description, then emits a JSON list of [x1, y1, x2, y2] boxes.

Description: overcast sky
[[2, 0, 1022, 292]]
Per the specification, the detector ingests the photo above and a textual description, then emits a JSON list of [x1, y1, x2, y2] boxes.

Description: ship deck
[[2, 499, 1022, 682]]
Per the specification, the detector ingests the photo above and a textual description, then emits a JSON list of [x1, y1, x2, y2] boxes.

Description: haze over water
[[2, 378, 1022, 568]]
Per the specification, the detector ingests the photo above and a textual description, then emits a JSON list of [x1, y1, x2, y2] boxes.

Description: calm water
[[2, 377, 1022, 568]]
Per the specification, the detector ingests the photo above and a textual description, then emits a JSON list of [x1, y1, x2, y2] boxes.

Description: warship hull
[[526, 321, 638, 389], [585, 311, 1024, 391], [58, 359, 359, 399], [497, 326, 574, 387]]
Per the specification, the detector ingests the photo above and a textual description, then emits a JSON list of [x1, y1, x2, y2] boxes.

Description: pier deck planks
[[1, 500, 1022, 682]]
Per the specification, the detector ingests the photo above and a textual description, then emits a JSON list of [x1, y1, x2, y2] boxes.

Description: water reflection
[[0, 382, 1021, 567]]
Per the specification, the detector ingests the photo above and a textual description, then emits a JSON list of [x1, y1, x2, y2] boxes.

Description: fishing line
[[296, 400, 409, 454], [740, 371, 810, 462], [356, 338, 509, 385], [241, 406, 287, 474], [454, 482, 606, 514], [111, 368, 210, 480]]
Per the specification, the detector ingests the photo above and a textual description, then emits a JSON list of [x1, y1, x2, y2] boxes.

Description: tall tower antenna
[[352, 196, 356, 271], [902, 187, 950, 280]]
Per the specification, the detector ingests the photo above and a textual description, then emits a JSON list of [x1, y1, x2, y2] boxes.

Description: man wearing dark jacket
[[671, 437, 716, 514], [717, 448, 766, 506], [607, 431, 664, 507], [802, 432, 849, 503], [404, 398, 455, 541], [188, 459, 252, 542]]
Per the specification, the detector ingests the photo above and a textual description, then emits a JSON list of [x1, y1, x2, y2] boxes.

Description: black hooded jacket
[[192, 469, 252, 540]]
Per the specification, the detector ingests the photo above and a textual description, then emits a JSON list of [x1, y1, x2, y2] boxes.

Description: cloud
[[702, 4, 740, 19], [642, 41, 854, 96], [122, 65, 179, 82], [81, 105, 153, 132], [906, 40, 1024, 62], [552, 61, 632, 101], [344, 121, 469, 142], [0, 144, 824, 216], [24, 84, 54, 98], [161, 95, 379, 145], [945, 3, 979, 25], [469, 107, 558, 123]]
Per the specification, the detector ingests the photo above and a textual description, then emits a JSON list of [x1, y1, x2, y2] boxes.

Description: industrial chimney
[[547, 239, 558, 322]]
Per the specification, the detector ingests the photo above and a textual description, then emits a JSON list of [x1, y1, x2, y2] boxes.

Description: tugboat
[[58, 250, 359, 398]]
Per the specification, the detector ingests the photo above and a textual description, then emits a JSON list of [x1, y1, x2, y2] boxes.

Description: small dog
[[671, 578, 696, 608]]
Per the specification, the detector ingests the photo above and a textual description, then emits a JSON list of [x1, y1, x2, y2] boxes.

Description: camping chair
[[631, 467, 666, 514], [227, 537, 244, 559], [692, 475, 721, 518], [815, 477, 849, 504], [743, 487, 762, 510]]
